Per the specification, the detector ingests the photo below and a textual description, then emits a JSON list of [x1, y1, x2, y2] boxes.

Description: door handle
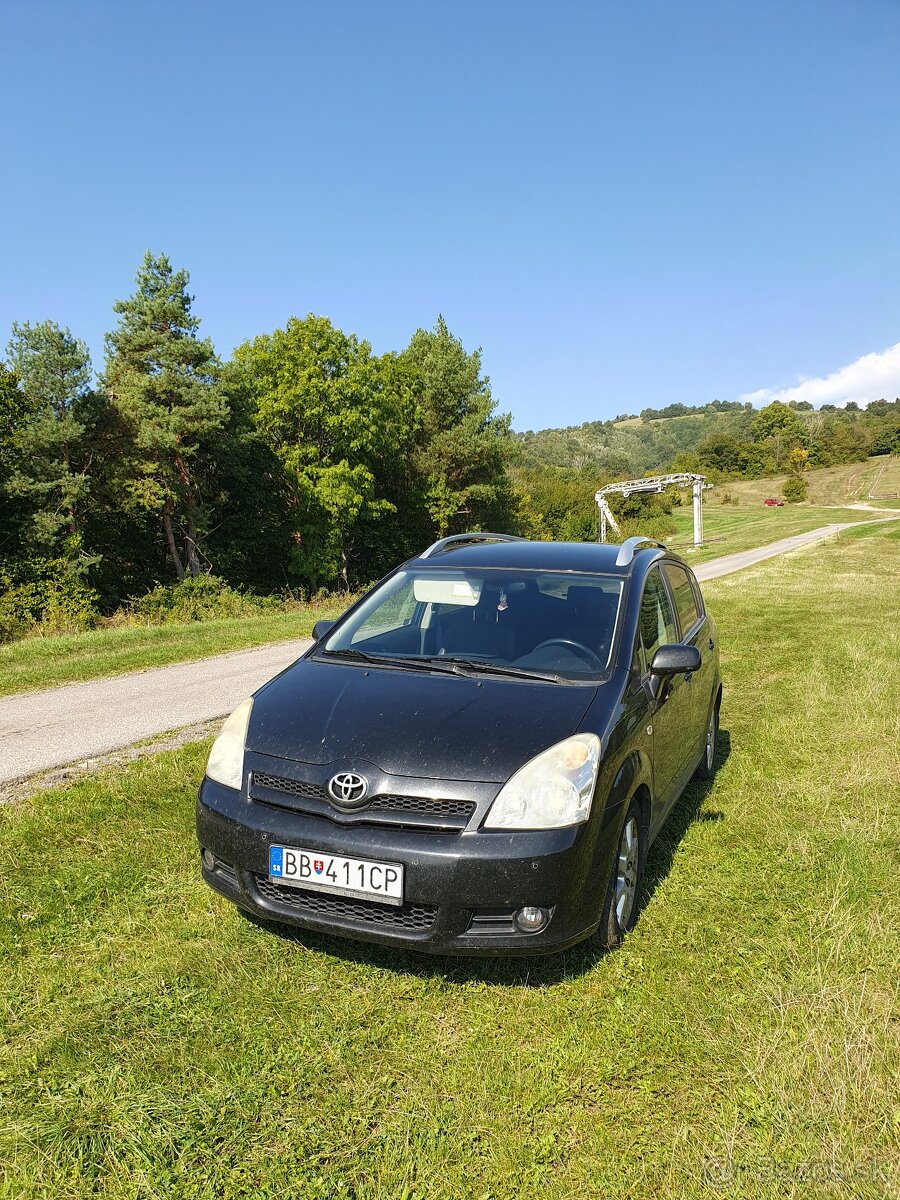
[[708, 638, 715, 650]]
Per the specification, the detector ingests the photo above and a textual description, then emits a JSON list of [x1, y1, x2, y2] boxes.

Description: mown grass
[[1, 528, 898, 1197], [667, 503, 879, 563], [705, 454, 900, 507], [0, 602, 349, 698]]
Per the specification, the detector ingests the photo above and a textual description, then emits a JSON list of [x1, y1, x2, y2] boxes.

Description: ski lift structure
[[596, 473, 710, 547]]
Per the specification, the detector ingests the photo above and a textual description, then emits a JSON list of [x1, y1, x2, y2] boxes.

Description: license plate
[[268, 845, 404, 906]]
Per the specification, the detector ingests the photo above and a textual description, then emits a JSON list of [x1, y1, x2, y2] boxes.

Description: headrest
[[566, 585, 617, 619]]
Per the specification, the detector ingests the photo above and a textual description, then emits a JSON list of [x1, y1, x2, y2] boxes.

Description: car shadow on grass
[[243, 729, 732, 988]]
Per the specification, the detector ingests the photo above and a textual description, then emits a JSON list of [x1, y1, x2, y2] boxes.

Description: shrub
[[0, 560, 100, 643], [0, 592, 31, 643], [616, 513, 678, 544], [125, 574, 275, 624], [782, 476, 809, 504]]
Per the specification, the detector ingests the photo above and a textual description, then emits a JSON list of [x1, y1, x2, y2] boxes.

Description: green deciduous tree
[[105, 252, 226, 579], [749, 401, 807, 471], [235, 315, 420, 589], [750, 400, 806, 443], [695, 432, 751, 477]]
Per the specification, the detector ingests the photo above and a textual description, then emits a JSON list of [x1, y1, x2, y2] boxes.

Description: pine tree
[[4, 321, 96, 558], [401, 316, 514, 536], [105, 252, 226, 579]]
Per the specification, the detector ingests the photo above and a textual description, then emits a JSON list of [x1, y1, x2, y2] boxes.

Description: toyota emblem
[[327, 771, 369, 807]]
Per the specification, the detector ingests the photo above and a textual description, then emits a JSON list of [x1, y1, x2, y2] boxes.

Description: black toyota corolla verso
[[197, 533, 721, 955]]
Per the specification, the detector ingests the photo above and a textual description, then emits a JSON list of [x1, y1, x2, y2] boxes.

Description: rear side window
[[662, 563, 701, 636], [638, 568, 677, 664]]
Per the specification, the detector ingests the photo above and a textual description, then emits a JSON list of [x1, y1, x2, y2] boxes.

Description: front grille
[[254, 876, 437, 931], [368, 794, 475, 818], [251, 772, 476, 831], [253, 772, 327, 801]]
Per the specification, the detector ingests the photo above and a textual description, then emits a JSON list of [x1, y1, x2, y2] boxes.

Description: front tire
[[593, 798, 642, 951], [696, 701, 719, 780]]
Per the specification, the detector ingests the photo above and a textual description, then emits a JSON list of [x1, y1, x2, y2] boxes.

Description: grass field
[[0, 602, 349, 698], [1, 526, 898, 1198], [667, 503, 884, 563]]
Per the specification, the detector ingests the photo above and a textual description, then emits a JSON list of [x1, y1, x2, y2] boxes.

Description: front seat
[[560, 585, 619, 661], [439, 584, 515, 660]]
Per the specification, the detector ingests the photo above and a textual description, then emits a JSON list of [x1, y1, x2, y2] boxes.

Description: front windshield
[[320, 568, 623, 681]]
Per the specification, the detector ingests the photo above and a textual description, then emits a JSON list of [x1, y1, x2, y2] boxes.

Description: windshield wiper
[[407, 656, 564, 683], [316, 648, 468, 675], [318, 649, 563, 683], [317, 648, 384, 665]]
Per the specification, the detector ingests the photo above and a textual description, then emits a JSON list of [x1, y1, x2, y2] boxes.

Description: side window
[[349, 581, 417, 644], [662, 563, 701, 637], [638, 568, 678, 667]]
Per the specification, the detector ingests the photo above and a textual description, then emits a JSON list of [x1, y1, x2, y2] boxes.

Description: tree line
[[0, 252, 516, 636], [2, 250, 899, 639]]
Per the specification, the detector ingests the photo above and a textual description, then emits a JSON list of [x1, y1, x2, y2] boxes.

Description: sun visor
[[413, 576, 482, 606]]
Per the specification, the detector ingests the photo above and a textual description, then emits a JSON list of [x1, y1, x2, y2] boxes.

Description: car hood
[[247, 658, 598, 784]]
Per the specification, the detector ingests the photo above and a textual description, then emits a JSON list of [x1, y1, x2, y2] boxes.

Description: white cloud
[[740, 341, 900, 408]]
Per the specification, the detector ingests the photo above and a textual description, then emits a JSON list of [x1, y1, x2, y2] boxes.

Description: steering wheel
[[530, 638, 604, 667]]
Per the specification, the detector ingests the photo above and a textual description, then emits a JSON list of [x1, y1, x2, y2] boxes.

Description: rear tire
[[593, 798, 642, 951]]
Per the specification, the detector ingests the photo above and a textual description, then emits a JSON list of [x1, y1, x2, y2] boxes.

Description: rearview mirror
[[313, 619, 336, 641], [650, 644, 701, 676]]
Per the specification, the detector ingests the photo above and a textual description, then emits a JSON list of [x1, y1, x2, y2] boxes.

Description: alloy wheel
[[615, 815, 639, 927], [706, 708, 717, 772]]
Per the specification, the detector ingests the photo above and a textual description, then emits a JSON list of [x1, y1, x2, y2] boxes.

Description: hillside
[[516, 410, 755, 476], [515, 401, 900, 481], [512, 394, 899, 544], [705, 455, 900, 506]]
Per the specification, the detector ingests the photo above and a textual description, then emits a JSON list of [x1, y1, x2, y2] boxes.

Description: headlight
[[483, 733, 601, 830], [205, 698, 253, 790]]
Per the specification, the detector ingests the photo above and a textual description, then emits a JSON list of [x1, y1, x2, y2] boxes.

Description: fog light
[[201, 848, 216, 871], [515, 906, 549, 933]]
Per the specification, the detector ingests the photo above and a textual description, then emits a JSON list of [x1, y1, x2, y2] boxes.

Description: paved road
[[0, 640, 313, 785], [692, 521, 862, 581], [1, 518, 894, 785]]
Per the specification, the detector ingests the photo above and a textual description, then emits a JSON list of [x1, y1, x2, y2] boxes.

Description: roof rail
[[615, 536, 666, 567], [419, 532, 526, 560]]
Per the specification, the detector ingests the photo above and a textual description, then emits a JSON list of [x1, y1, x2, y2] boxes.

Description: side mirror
[[650, 644, 701, 676], [312, 619, 336, 641]]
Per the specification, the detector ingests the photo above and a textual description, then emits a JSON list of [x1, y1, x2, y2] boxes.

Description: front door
[[638, 567, 694, 833]]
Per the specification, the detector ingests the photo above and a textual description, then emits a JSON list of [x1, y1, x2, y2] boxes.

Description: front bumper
[[197, 776, 618, 955]]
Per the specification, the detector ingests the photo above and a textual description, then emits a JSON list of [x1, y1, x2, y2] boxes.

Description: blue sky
[[2, 0, 899, 430]]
